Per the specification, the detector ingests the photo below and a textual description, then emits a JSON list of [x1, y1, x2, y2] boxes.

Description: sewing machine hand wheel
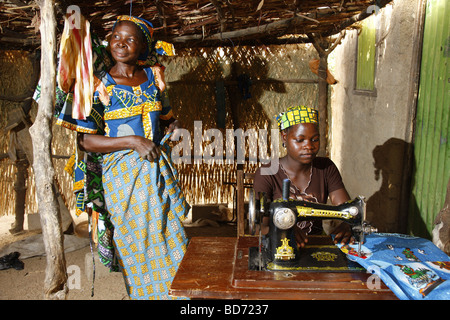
[[248, 189, 257, 235]]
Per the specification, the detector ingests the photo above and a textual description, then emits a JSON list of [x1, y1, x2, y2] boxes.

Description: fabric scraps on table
[[337, 233, 450, 300]]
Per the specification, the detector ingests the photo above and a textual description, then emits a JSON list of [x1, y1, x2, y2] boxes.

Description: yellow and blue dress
[[57, 66, 189, 300]]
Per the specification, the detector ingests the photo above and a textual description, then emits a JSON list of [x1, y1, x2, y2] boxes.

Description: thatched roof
[[1, 0, 391, 50]]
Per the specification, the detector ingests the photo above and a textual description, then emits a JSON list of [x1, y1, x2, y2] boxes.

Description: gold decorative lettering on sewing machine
[[311, 251, 338, 262], [247, 179, 377, 271]]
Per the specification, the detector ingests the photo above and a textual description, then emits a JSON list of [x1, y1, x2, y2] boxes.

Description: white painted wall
[[329, 0, 422, 231]]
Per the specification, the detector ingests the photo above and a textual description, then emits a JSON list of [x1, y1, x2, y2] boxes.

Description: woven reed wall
[[0, 50, 77, 217], [0, 43, 318, 216], [161, 44, 319, 206], [0, 50, 37, 217]]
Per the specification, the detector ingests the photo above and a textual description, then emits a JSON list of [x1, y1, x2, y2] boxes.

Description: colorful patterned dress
[[57, 66, 189, 299]]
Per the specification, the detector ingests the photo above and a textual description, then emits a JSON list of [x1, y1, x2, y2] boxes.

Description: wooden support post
[[307, 32, 345, 156], [29, 0, 68, 300], [317, 54, 329, 157], [236, 164, 245, 237], [10, 153, 29, 234]]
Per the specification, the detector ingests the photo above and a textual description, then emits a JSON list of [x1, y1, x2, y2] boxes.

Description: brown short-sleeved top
[[253, 157, 346, 234], [253, 157, 345, 203]]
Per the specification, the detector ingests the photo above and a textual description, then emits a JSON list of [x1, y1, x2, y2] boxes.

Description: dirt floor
[[0, 214, 237, 300]]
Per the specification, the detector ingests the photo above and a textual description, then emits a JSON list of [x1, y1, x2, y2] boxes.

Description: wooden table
[[170, 236, 398, 300]]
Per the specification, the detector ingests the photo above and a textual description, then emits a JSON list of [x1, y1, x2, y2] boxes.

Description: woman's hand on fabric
[[168, 120, 183, 141], [167, 119, 180, 132], [331, 222, 355, 245], [133, 136, 161, 161]]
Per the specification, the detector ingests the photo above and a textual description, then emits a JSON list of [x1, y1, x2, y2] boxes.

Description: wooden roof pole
[[29, 0, 68, 299], [307, 32, 345, 157]]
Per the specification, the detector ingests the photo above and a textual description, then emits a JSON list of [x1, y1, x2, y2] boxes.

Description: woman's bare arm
[[78, 133, 161, 161]]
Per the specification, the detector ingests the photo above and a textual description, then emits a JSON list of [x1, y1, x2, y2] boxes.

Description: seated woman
[[253, 105, 354, 248]]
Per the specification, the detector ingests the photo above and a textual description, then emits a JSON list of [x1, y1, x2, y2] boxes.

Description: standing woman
[[253, 106, 354, 248], [57, 16, 189, 299]]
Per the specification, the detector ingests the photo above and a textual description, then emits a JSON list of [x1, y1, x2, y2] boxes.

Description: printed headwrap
[[276, 106, 319, 131], [115, 15, 175, 66]]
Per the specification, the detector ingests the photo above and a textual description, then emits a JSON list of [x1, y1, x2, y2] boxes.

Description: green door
[[409, 0, 450, 238]]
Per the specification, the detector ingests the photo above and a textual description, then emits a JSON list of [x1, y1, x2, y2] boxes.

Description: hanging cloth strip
[[57, 14, 94, 120]]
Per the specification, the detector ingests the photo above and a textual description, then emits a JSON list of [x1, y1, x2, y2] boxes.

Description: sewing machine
[[169, 178, 397, 299], [247, 179, 378, 271]]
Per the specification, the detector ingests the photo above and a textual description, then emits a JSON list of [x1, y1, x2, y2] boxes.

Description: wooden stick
[[210, 0, 226, 33], [169, 78, 318, 85], [307, 33, 330, 156], [155, 0, 167, 36], [29, 0, 68, 300], [173, 14, 312, 43], [321, 0, 392, 37]]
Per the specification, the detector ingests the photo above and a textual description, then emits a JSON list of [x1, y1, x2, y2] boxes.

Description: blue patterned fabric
[[103, 133, 189, 299], [337, 233, 450, 300]]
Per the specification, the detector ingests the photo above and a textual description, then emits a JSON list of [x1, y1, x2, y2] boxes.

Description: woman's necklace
[[279, 162, 318, 234], [279, 162, 318, 203]]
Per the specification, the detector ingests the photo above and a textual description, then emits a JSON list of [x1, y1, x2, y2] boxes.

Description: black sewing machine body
[[248, 181, 377, 271]]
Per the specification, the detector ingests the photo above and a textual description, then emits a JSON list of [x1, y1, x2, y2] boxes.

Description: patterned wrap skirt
[[102, 137, 189, 299]]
